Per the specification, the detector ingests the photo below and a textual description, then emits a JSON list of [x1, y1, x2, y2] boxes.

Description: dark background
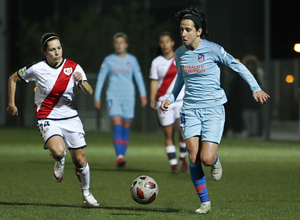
[[3, 0, 300, 131]]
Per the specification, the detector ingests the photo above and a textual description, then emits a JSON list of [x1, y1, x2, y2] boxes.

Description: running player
[[94, 32, 147, 167], [150, 32, 187, 174], [7, 33, 99, 206], [160, 6, 270, 213]]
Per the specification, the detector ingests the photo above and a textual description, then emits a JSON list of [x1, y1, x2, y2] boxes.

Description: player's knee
[[73, 155, 87, 168], [201, 155, 214, 166]]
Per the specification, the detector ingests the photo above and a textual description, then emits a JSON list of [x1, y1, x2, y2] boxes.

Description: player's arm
[[150, 80, 158, 110], [216, 46, 270, 104], [132, 58, 147, 107], [73, 72, 93, 95], [94, 59, 109, 110], [7, 72, 21, 116]]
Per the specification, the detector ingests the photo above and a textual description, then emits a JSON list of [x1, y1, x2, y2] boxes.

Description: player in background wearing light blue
[[94, 32, 147, 167], [160, 6, 270, 214]]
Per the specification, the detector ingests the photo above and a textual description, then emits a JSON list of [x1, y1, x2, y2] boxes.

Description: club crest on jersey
[[198, 54, 205, 62], [64, 67, 73, 76]]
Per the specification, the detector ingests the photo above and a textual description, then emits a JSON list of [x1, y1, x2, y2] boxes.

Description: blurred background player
[[149, 32, 187, 174], [7, 33, 99, 206], [94, 32, 147, 167], [160, 6, 270, 214]]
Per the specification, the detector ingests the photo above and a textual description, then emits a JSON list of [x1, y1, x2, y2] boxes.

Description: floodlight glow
[[294, 43, 300, 53], [285, 74, 294, 83]]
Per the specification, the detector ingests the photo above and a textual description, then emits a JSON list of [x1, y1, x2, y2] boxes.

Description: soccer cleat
[[180, 157, 188, 173], [116, 157, 126, 167], [171, 164, 179, 174], [53, 157, 65, 182], [211, 157, 222, 181], [195, 201, 211, 214], [83, 193, 99, 206]]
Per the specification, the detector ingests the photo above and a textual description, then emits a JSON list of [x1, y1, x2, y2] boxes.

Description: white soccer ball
[[130, 175, 159, 204]]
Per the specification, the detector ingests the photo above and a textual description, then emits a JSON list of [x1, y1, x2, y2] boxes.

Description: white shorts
[[157, 100, 183, 127], [37, 116, 86, 149]]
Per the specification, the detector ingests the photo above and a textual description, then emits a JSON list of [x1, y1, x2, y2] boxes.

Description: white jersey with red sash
[[18, 58, 87, 120], [149, 55, 184, 102]]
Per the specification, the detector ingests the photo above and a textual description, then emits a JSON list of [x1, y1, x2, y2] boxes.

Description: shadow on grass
[[0, 201, 180, 213]]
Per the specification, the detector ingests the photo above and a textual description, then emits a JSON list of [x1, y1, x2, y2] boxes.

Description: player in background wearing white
[[94, 32, 147, 167], [7, 33, 99, 206], [150, 32, 187, 174], [160, 6, 270, 214]]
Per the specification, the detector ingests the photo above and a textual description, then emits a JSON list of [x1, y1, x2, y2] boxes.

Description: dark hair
[[113, 32, 128, 43], [153, 31, 175, 58], [159, 31, 174, 41], [175, 6, 209, 39], [41, 33, 60, 51]]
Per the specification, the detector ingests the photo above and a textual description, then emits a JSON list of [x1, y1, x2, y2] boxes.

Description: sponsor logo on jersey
[[18, 67, 26, 76], [198, 54, 205, 62], [64, 67, 73, 76]]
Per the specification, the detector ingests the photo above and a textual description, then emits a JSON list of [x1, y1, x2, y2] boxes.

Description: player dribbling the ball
[[7, 33, 99, 206], [160, 6, 270, 214]]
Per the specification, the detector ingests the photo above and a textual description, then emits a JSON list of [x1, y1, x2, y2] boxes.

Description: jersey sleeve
[[132, 56, 147, 97], [212, 45, 261, 93], [74, 64, 87, 86], [167, 52, 184, 103], [17, 64, 36, 83], [94, 57, 110, 101], [149, 58, 159, 80]]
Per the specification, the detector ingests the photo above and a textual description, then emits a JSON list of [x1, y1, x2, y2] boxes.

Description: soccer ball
[[130, 175, 159, 204]]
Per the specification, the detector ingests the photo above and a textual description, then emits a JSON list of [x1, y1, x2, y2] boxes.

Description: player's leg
[[69, 148, 99, 206], [38, 119, 66, 182], [176, 119, 188, 172], [107, 99, 125, 165], [200, 106, 225, 181], [63, 117, 99, 206], [111, 116, 125, 166], [163, 125, 178, 173], [46, 136, 67, 182], [180, 110, 211, 213], [115, 99, 134, 167], [186, 136, 211, 214]]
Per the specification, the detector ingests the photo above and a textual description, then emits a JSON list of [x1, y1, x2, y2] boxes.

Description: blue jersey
[[168, 39, 261, 109], [94, 53, 146, 101]]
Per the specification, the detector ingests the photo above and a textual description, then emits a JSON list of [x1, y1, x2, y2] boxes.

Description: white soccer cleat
[[195, 201, 211, 214], [53, 157, 65, 182], [83, 193, 99, 206], [211, 157, 222, 181]]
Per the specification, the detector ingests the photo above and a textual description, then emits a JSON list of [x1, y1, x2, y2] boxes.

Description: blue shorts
[[106, 98, 135, 120], [180, 106, 225, 144]]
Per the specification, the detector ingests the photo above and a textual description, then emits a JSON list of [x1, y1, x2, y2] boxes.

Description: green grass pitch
[[0, 128, 299, 219]]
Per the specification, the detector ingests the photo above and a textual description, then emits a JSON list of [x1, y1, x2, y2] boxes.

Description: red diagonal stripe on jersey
[[157, 57, 177, 99], [36, 60, 77, 119]]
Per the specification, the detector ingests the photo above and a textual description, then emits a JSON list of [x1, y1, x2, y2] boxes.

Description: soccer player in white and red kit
[[7, 33, 99, 206], [150, 32, 187, 174]]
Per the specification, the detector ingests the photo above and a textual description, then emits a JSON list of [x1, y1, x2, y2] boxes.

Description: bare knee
[[70, 149, 87, 168], [201, 154, 215, 166]]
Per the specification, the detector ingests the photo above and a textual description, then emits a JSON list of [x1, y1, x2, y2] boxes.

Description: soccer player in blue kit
[[94, 32, 147, 167], [160, 6, 270, 214]]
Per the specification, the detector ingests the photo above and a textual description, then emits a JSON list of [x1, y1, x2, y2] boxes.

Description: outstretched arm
[[7, 72, 21, 116], [74, 72, 93, 95]]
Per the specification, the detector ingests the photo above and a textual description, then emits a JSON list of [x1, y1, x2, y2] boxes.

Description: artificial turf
[[0, 128, 299, 219]]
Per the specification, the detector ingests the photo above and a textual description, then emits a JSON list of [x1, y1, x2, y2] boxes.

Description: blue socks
[[113, 125, 130, 157], [189, 162, 210, 203]]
